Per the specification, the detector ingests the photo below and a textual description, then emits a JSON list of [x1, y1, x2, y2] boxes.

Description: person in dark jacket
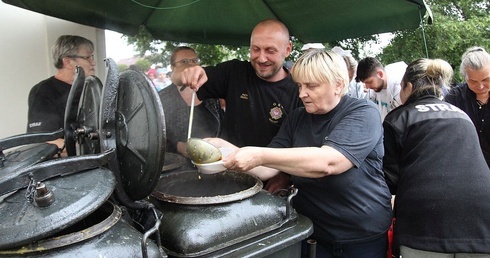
[[383, 58, 490, 257], [444, 46, 490, 168]]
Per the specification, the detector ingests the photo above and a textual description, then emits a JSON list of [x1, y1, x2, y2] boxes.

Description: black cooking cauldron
[[150, 170, 313, 258]]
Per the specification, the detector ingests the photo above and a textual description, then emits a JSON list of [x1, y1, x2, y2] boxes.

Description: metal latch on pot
[[25, 178, 55, 207]]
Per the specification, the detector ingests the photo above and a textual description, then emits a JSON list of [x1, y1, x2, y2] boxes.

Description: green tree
[[135, 59, 152, 72], [124, 28, 248, 66], [379, 0, 490, 83], [328, 35, 380, 61]]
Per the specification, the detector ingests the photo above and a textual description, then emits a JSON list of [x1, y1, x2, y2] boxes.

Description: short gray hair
[[460, 46, 490, 79], [52, 35, 94, 69]]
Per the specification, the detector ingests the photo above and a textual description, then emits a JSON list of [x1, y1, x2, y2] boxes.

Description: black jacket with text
[[383, 94, 490, 253]]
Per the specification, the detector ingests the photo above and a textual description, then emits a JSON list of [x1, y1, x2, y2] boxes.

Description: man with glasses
[[27, 35, 96, 151], [158, 46, 223, 168], [356, 57, 407, 120]]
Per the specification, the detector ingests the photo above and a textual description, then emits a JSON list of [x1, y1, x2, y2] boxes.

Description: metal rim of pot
[[151, 170, 264, 205], [0, 201, 121, 255]]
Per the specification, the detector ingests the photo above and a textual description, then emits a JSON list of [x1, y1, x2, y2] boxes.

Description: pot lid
[[65, 67, 103, 156], [64, 66, 84, 156], [77, 76, 103, 155], [0, 129, 63, 169], [0, 143, 58, 174], [99, 60, 166, 201], [0, 165, 115, 249]]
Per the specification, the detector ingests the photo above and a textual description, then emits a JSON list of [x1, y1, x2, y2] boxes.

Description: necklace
[[476, 99, 486, 134], [477, 99, 488, 109]]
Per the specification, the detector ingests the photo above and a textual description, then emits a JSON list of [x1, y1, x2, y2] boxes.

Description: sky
[[105, 30, 138, 62]]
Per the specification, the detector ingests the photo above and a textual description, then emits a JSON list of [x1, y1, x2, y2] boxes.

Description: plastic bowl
[[192, 148, 233, 174]]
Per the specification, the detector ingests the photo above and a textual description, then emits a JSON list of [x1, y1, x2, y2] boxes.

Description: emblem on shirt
[[269, 103, 283, 123]]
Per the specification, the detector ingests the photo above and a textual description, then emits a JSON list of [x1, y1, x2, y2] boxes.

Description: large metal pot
[[0, 59, 167, 258], [150, 170, 312, 257], [0, 201, 162, 258]]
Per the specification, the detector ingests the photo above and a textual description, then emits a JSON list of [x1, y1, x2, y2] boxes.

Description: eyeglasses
[[67, 54, 95, 61], [172, 58, 200, 66]]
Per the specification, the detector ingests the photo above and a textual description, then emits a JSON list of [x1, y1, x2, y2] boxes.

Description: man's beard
[[256, 64, 281, 80]]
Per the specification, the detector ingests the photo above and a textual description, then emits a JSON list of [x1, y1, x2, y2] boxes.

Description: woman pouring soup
[[218, 50, 392, 257]]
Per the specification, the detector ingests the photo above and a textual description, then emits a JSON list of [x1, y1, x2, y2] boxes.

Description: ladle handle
[[187, 91, 196, 140]]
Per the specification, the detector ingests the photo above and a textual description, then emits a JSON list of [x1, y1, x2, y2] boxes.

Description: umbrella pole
[[419, 8, 429, 58]]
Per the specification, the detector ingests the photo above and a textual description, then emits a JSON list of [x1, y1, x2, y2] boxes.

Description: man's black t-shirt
[[27, 76, 72, 133]]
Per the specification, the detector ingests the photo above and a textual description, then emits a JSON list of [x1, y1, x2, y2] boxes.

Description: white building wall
[[0, 2, 107, 139]]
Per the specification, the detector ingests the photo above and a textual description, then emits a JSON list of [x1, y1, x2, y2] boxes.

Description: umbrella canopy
[[2, 0, 431, 46]]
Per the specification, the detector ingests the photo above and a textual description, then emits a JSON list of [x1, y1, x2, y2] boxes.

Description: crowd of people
[[26, 19, 490, 257], [147, 66, 172, 91]]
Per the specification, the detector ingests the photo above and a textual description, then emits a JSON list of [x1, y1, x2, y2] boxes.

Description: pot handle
[[141, 205, 164, 258], [285, 186, 298, 220]]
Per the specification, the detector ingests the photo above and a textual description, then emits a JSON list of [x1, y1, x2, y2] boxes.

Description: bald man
[[179, 19, 301, 191], [180, 19, 301, 148]]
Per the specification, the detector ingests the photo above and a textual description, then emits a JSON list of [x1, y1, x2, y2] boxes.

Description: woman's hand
[[223, 147, 263, 171]]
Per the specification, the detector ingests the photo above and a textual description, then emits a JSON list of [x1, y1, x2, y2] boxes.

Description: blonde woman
[[222, 50, 392, 257]]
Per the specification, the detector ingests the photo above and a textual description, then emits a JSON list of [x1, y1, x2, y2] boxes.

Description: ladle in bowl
[[185, 91, 222, 164], [187, 138, 222, 164]]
